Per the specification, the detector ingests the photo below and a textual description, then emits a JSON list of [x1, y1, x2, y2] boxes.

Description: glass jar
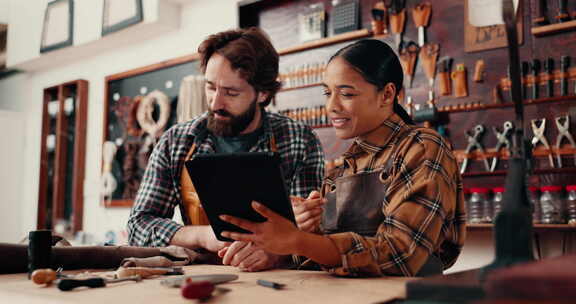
[[539, 186, 565, 224], [528, 186, 541, 224], [566, 185, 576, 226], [463, 188, 471, 223], [469, 188, 490, 224], [492, 187, 505, 221]]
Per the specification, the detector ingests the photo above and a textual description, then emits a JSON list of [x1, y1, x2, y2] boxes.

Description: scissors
[[460, 125, 490, 174], [531, 118, 555, 168], [490, 121, 514, 172], [554, 115, 576, 168]]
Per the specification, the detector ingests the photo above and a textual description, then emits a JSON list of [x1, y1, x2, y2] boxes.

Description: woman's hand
[[219, 201, 302, 255], [291, 191, 326, 233]]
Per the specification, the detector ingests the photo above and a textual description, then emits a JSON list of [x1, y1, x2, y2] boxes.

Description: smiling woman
[[220, 39, 466, 278]]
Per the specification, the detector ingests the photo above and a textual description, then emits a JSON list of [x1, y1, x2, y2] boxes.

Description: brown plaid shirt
[[321, 113, 466, 277]]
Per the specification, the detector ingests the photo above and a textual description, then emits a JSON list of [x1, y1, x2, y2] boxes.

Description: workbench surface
[[0, 265, 415, 303]]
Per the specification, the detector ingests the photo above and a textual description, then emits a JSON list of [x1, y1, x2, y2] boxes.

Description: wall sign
[[40, 0, 74, 53], [464, 0, 523, 53], [102, 0, 143, 36]]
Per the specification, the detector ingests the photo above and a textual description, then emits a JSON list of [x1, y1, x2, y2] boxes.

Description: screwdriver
[[58, 275, 142, 291], [31, 268, 67, 285]]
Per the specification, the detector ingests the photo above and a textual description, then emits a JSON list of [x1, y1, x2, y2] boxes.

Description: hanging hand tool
[[460, 125, 490, 174], [490, 121, 514, 172], [387, 0, 406, 49], [521, 61, 530, 100], [437, 56, 452, 96], [555, 115, 576, 168], [371, 1, 387, 36], [419, 43, 439, 97], [531, 118, 555, 168], [399, 41, 419, 89], [544, 58, 555, 98], [473, 59, 485, 83], [452, 63, 469, 98], [412, 2, 432, 47], [556, 0, 570, 23], [58, 275, 142, 291], [533, 0, 549, 25], [560, 56, 570, 96], [531, 59, 541, 100]]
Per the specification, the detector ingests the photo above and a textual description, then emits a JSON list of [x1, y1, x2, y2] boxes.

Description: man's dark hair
[[198, 27, 281, 107]]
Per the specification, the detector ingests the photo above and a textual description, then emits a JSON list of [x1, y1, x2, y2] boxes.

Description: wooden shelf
[[532, 19, 576, 37], [102, 199, 134, 208], [439, 95, 576, 114], [462, 167, 576, 177], [278, 29, 372, 56], [468, 223, 576, 232], [279, 83, 322, 92]]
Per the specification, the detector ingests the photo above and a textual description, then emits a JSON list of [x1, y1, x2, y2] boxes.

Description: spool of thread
[[28, 230, 52, 279]]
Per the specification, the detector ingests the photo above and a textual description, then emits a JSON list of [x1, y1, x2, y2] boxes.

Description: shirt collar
[[343, 113, 409, 157]]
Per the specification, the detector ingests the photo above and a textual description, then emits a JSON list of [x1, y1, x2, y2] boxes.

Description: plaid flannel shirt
[[320, 113, 466, 277], [128, 111, 325, 247]]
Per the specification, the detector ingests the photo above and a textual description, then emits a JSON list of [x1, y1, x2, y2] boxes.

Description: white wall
[[0, 0, 9, 24], [0, 110, 24, 242], [0, 0, 238, 243]]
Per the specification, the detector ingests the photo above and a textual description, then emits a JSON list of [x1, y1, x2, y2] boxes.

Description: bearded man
[[127, 27, 325, 271]]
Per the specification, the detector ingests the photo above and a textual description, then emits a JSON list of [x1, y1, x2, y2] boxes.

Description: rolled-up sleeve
[[127, 130, 182, 247], [323, 131, 465, 277]]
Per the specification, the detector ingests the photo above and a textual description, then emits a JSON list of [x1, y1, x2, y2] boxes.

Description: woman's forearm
[[293, 232, 341, 266]]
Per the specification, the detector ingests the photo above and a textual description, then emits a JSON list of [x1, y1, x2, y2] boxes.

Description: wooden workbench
[[0, 265, 415, 303]]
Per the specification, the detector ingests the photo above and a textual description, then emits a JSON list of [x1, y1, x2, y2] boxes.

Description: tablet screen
[[185, 152, 296, 242]]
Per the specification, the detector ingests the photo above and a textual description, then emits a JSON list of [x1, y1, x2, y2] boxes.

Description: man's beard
[[207, 99, 259, 137]]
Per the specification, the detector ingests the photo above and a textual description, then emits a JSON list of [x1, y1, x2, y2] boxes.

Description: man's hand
[[291, 190, 326, 233], [170, 225, 229, 252], [217, 241, 282, 272]]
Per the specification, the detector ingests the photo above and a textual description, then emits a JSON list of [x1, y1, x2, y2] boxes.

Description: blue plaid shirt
[[128, 111, 325, 247]]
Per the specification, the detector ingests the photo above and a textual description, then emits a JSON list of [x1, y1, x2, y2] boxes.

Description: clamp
[[490, 121, 514, 172], [531, 118, 555, 168], [460, 124, 490, 174], [555, 115, 576, 168]]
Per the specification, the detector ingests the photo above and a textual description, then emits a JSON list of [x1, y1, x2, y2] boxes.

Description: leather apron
[[179, 134, 277, 226], [321, 141, 443, 277]]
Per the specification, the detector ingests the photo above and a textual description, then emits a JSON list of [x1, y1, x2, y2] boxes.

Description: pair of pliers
[[555, 115, 576, 168], [490, 121, 514, 172], [460, 125, 490, 174], [531, 118, 555, 168]]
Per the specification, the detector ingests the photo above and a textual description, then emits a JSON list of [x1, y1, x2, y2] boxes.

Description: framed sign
[[298, 3, 326, 43], [464, 0, 523, 53], [40, 0, 74, 53], [102, 0, 143, 36]]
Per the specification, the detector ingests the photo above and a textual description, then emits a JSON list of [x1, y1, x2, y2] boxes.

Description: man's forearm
[[169, 225, 207, 249]]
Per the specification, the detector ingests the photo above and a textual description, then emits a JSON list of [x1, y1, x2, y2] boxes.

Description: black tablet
[[184, 152, 296, 242]]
